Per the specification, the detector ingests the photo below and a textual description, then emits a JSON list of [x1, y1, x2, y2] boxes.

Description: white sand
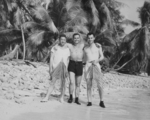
[[0, 60, 150, 120], [0, 88, 150, 120]]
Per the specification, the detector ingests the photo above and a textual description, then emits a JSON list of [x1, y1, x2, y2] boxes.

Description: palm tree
[[0, 0, 28, 60], [114, 1, 150, 75], [23, 4, 58, 61], [0, 0, 139, 64], [0, 0, 58, 61]]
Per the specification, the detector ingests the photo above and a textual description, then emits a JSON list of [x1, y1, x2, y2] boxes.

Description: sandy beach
[[0, 61, 150, 120], [0, 88, 150, 120]]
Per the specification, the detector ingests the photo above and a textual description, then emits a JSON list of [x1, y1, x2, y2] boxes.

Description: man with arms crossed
[[41, 34, 70, 103], [83, 32, 105, 108]]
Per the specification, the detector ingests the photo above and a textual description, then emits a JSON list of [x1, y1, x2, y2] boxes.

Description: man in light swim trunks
[[83, 32, 105, 108], [41, 34, 70, 103]]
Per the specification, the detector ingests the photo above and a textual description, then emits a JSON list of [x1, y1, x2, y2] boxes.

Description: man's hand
[[91, 60, 99, 65], [65, 43, 72, 49]]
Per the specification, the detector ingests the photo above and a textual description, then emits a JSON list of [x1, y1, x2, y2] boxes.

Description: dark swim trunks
[[68, 60, 83, 76]]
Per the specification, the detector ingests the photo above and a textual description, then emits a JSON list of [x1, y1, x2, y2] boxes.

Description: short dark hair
[[59, 34, 67, 39], [87, 32, 95, 37], [73, 33, 80, 38]]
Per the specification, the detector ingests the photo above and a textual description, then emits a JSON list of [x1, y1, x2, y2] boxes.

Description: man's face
[[59, 37, 66, 46], [87, 34, 95, 44], [73, 35, 80, 44]]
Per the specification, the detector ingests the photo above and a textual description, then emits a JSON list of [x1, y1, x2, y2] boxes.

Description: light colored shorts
[[51, 62, 68, 81], [84, 62, 104, 87]]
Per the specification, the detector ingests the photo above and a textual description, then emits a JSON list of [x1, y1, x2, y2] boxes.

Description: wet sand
[[1, 88, 149, 120]]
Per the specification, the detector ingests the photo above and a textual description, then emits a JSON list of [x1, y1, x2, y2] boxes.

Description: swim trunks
[[68, 60, 83, 76], [84, 62, 104, 87]]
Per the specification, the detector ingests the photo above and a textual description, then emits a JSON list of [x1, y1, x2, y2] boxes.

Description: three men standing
[[42, 32, 105, 108]]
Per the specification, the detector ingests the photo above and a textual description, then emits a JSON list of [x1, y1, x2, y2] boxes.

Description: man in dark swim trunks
[[66, 33, 84, 105]]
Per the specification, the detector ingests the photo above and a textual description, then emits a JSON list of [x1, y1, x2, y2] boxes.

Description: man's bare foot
[[59, 98, 64, 103], [41, 97, 49, 102]]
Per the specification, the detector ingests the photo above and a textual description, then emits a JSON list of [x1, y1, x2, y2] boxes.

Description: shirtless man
[[83, 32, 105, 108], [41, 34, 70, 103], [66, 33, 84, 105]]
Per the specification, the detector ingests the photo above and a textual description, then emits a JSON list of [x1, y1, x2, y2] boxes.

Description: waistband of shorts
[[70, 60, 82, 63]]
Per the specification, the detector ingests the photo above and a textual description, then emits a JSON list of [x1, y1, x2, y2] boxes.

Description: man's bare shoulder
[[83, 44, 89, 51]]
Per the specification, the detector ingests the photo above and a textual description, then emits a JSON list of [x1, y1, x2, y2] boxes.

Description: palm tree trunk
[[21, 26, 26, 60], [114, 56, 136, 71], [0, 44, 20, 60], [16, 50, 19, 59], [10, 45, 12, 51], [111, 53, 126, 69]]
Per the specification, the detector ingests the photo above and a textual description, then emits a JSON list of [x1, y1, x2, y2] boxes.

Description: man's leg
[[41, 78, 57, 102], [74, 76, 82, 105], [59, 78, 66, 103], [97, 85, 103, 101], [68, 72, 75, 103], [97, 81, 105, 108], [87, 78, 93, 106]]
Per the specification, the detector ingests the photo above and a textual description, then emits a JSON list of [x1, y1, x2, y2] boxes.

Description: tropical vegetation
[[0, 0, 149, 75]]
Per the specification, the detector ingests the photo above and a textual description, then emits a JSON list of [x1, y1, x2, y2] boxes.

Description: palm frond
[[44, 0, 61, 8], [90, 0, 100, 27], [102, 46, 116, 56], [11, 2, 18, 10], [0, 29, 21, 37], [48, 0, 67, 29], [112, 0, 126, 8], [123, 28, 140, 43], [28, 31, 45, 47], [0, 11, 7, 22], [130, 27, 150, 58], [14, 7, 24, 28], [75, 25, 89, 34], [95, 0, 126, 8], [65, 1, 88, 34], [22, 21, 49, 32], [121, 19, 140, 27], [99, 3, 113, 31], [81, 0, 99, 31], [44, 0, 53, 9], [26, 44, 48, 61], [29, 5, 58, 33], [2, 0, 12, 13], [66, 0, 80, 11], [120, 26, 150, 72], [138, 1, 150, 26], [95, 30, 116, 46]]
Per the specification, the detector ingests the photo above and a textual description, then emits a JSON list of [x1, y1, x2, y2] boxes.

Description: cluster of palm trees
[[0, 0, 149, 75], [114, 1, 150, 75]]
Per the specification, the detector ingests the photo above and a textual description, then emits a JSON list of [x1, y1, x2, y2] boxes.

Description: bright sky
[[117, 0, 146, 34]]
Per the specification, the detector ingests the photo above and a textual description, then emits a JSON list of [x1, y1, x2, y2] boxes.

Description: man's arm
[[98, 45, 104, 61], [93, 44, 104, 63], [65, 43, 73, 49], [82, 47, 87, 64], [49, 48, 55, 76], [66, 49, 71, 68]]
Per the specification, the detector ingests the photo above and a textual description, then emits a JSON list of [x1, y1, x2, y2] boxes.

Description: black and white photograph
[[0, 0, 150, 120]]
